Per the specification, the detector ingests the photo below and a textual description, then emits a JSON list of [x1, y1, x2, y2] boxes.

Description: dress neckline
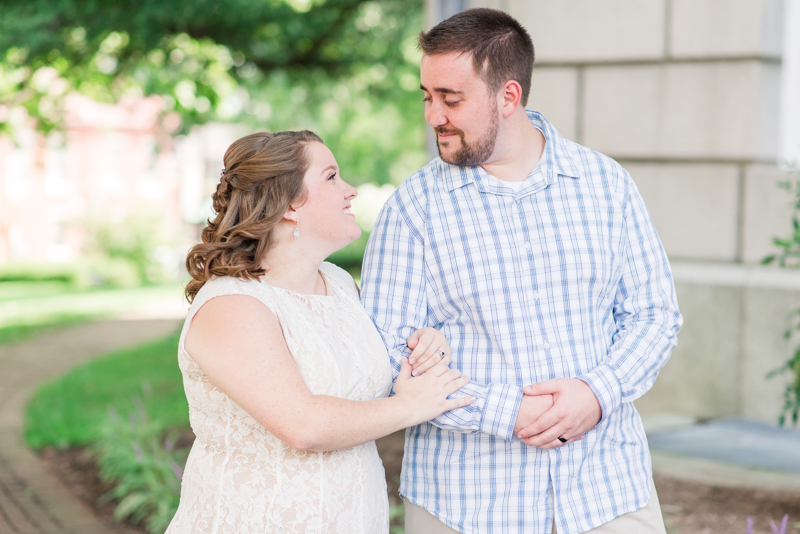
[[261, 269, 335, 299]]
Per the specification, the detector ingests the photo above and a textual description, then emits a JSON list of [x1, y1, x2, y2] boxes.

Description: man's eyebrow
[[420, 84, 464, 95]]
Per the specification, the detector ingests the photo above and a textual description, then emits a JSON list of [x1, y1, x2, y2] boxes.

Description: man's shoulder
[[563, 138, 626, 176], [387, 158, 441, 214], [395, 157, 440, 196], [555, 137, 631, 196], [529, 110, 628, 182]]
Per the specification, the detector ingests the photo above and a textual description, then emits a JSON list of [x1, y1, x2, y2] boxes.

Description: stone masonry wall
[[430, 0, 800, 424]]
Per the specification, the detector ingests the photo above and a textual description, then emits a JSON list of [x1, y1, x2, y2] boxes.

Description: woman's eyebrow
[[319, 165, 338, 176]]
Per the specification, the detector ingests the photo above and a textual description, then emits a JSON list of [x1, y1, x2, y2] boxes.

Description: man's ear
[[500, 80, 523, 118]]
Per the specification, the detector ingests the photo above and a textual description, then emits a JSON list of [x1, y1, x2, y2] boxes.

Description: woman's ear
[[283, 204, 299, 224]]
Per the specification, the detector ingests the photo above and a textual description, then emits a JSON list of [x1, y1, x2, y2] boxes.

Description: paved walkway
[[0, 317, 182, 534], [646, 416, 800, 492]]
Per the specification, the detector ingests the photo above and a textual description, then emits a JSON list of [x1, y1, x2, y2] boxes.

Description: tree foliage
[[0, 0, 429, 185]]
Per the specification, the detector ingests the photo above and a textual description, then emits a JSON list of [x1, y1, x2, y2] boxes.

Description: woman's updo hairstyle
[[185, 130, 322, 302]]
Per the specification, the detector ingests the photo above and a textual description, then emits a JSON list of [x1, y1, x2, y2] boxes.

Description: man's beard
[[435, 111, 499, 166]]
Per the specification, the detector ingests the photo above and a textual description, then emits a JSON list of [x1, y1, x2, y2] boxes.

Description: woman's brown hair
[[185, 130, 322, 302]]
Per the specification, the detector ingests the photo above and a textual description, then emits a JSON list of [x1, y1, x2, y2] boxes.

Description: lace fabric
[[166, 263, 393, 534]]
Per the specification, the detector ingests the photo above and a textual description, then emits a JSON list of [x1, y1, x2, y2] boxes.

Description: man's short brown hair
[[418, 8, 535, 105]]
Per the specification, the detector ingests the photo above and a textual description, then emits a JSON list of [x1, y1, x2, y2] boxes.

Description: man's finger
[[525, 422, 573, 447], [537, 433, 585, 449], [516, 408, 560, 439], [521, 422, 570, 447], [523, 379, 562, 396]]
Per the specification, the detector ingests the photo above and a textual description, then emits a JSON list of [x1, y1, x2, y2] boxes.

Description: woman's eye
[[327, 172, 337, 181]]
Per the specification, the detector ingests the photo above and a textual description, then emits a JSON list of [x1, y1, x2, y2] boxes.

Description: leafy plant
[[93, 395, 189, 534], [0, 262, 88, 285], [746, 514, 790, 534], [82, 210, 178, 286], [762, 175, 800, 268], [26, 329, 187, 448], [767, 309, 800, 426], [0, 0, 425, 135], [763, 166, 800, 426]]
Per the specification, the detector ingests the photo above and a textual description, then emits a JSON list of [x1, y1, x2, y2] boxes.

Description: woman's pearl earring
[[293, 216, 300, 240]]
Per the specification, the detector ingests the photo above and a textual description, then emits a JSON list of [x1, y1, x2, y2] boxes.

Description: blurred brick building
[[0, 95, 241, 264]]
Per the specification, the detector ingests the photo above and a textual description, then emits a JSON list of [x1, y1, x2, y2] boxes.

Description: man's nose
[[426, 105, 448, 128]]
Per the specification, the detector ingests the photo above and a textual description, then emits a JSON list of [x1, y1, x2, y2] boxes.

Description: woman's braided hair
[[185, 130, 322, 302]]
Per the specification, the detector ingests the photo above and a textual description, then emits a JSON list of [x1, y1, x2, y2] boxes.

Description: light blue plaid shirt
[[360, 111, 682, 534]]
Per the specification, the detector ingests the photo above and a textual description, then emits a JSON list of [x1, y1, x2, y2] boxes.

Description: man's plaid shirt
[[360, 111, 682, 534]]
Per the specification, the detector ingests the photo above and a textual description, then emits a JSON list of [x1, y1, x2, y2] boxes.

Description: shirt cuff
[[478, 383, 524, 441], [577, 363, 622, 424]]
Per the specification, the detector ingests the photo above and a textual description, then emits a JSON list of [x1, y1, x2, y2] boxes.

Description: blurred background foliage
[[4, 2, 425, 530], [0, 0, 424, 342], [0, 0, 428, 186]]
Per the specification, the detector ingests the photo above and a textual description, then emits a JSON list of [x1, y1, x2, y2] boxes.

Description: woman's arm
[[185, 294, 473, 452]]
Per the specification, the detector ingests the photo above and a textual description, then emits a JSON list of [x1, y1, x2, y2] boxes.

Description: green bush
[[94, 398, 188, 534], [0, 262, 91, 287], [83, 210, 179, 286], [26, 330, 188, 448]]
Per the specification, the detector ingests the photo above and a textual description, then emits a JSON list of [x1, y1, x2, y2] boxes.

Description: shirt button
[[543, 342, 551, 350], [524, 242, 531, 250], [532, 291, 540, 300]]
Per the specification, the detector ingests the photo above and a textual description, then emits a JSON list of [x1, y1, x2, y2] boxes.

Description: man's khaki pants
[[403, 479, 667, 534]]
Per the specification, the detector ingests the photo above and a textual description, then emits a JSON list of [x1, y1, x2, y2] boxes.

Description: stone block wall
[[428, 0, 800, 425]]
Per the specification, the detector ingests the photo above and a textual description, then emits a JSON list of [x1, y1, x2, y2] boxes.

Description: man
[[361, 8, 682, 534]]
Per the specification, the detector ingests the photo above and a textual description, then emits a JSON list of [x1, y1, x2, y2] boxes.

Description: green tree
[[0, 0, 428, 185]]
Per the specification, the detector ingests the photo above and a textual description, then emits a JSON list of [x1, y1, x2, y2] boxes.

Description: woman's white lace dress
[[166, 262, 393, 534]]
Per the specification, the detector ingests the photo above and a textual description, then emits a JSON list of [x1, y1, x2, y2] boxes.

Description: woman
[[166, 130, 472, 534]]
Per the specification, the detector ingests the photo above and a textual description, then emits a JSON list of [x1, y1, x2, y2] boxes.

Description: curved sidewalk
[[0, 317, 182, 534]]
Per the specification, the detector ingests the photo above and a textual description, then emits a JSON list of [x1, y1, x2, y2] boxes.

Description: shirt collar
[[441, 110, 581, 193]]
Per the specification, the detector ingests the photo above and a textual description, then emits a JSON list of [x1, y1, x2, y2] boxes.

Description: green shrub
[[83, 210, 179, 286], [26, 330, 188, 448], [94, 397, 188, 534], [0, 262, 91, 287]]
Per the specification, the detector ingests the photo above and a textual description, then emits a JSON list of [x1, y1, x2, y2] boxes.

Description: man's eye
[[445, 100, 459, 107], [422, 96, 432, 102]]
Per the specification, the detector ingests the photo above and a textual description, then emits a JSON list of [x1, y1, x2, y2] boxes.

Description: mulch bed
[[38, 430, 800, 534]]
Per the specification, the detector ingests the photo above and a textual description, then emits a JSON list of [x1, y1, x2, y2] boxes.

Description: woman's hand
[[407, 327, 451, 376], [394, 357, 474, 426]]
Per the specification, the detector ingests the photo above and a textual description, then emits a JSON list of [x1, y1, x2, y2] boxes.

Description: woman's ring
[[437, 350, 446, 358]]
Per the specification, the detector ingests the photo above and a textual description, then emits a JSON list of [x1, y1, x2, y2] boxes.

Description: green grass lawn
[[0, 282, 184, 345], [25, 330, 188, 449]]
